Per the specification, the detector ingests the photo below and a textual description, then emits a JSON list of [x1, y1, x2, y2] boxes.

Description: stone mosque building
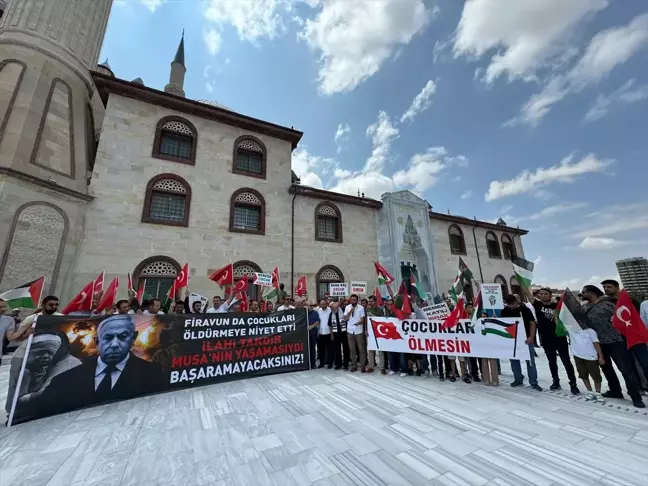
[[0, 0, 528, 305]]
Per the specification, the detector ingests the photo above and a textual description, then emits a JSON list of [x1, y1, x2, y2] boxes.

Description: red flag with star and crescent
[[209, 264, 234, 287], [371, 320, 403, 340], [612, 290, 648, 349], [61, 281, 94, 314]]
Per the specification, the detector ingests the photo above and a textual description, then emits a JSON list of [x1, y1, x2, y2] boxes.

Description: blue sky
[[102, 0, 648, 291]]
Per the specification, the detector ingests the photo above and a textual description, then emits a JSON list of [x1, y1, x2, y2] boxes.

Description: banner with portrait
[[7, 310, 309, 425], [367, 317, 530, 360]]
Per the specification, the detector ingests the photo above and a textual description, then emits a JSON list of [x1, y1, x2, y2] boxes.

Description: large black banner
[[8, 310, 308, 425]]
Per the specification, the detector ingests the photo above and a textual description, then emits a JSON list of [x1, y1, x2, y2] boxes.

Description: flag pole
[[370, 319, 380, 350], [38, 276, 46, 309], [7, 316, 38, 427], [513, 320, 519, 359]]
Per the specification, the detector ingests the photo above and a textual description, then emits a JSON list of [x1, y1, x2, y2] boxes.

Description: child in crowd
[[570, 321, 605, 403]]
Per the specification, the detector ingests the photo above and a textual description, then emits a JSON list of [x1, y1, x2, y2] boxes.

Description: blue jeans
[[389, 353, 408, 373], [510, 343, 538, 386]]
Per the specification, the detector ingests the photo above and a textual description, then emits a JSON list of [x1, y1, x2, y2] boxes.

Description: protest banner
[[367, 316, 530, 360], [422, 302, 450, 320], [481, 284, 504, 309], [188, 292, 208, 312], [329, 283, 348, 297], [7, 310, 308, 425], [350, 281, 367, 295], [253, 272, 274, 287]]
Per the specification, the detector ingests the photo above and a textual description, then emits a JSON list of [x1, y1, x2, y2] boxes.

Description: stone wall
[[70, 94, 378, 302]]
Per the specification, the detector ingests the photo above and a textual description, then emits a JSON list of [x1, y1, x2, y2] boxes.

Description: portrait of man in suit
[[33, 314, 165, 417]]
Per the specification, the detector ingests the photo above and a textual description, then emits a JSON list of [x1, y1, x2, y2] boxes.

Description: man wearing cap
[[523, 286, 579, 394]]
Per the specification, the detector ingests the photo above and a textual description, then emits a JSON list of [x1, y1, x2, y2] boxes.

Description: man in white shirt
[[277, 297, 296, 311], [345, 294, 366, 372], [206, 295, 232, 313], [316, 299, 332, 368], [142, 299, 164, 315]]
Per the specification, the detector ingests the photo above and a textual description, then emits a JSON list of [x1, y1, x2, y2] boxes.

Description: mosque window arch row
[[152, 115, 198, 165]]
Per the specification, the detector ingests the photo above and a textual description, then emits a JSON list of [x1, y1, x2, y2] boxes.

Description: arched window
[[510, 276, 521, 297], [448, 225, 466, 255], [494, 274, 509, 297], [0, 202, 67, 293], [229, 188, 265, 234], [315, 202, 342, 243], [233, 135, 266, 179], [152, 116, 197, 165], [501, 234, 516, 260], [142, 174, 191, 227], [134, 256, 180, 300], [486, 232, 502, 259], [233, 261, 262, 301], [316, 265, 345, 302]]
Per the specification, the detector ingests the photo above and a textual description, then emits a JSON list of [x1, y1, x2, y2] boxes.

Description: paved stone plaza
[[1, 353, 648, 486]]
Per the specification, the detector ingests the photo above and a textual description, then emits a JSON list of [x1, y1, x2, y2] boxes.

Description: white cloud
[[291, 147, 339, 189], [585, 78, 648, 121], [364, 111, 399, 173], [333, 123, 351, 153], [401, 80, 436, 123], [141, 0, 165, 12], [526, 201, 588, 220], [453, 0, 607, 83], [329, 171, 396, 200], [461, 190, 473, 200], [203, 29, 222, 56], [485, 153, 613, 201], [392, 147, 447, 193], [205, 82, 214, 94], [569, 203, 648, 239], [510, 12, 648, 126], [204, 0, 291, 43], [578, 236, 628, 250], [299, 0, 434, 94]]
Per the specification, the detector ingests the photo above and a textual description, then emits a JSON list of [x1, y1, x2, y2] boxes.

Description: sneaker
[[349, 367, 357, 372], [473, 376, 481, 383], [388, 370, 396, 375], [380, 369, 387, 375], [570, 385, 580, 395], [602, 390, 624, 399], [462, 375, 471, 384], [449, 376, 457, 383], [632, 398, 646, 409], [510, 381, 524, 388], [585, 391, 596, 401], [594, 393, 605, 404], [483, 381, 491, 386], [365, 367, 374, 373], [317, 365, 325, 369], [400, 372, 407, 377], [360, 367, 366, 373], [439, 376, 445, 382], [531, 384, 543, 392], [549, 382, 561, 391], [334, 366, 341, 370], [327, 365, 333, 369]]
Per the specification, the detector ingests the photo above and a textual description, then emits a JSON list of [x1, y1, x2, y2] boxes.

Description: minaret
[[0, 0, 114, 294], [165, 31, 186, 97]]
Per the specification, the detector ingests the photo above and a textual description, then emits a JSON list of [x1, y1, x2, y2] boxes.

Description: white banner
[[481, 284, 504, 309], [188, 292, 208, 313], [422, 303, 450, 320], [329, 283, 348, 297], [350, 281, 367, 295], [253, 272, 273, 287], [367, 317, 530, 360]]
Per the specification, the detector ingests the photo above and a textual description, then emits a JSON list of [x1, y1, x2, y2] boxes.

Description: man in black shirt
[[501, 294, 542, 391], [524, 287, 579, 394]]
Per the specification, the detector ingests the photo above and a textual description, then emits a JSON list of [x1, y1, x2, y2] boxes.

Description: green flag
[[512, 256, 534, 289], [449, 258, 473, 303]]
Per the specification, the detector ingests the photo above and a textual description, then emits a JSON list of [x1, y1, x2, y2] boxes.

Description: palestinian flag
[[0, 277, 45, 309], [512, 256, 534, 289], [449, 258, 474, 303], [163, 281, 176, 313], [374, 261, 394, 285], [470, 289, 483, 327], [459, 257, 473, 282], [410, 272, 424, 300], [262, 285, 278, 302], [481, 318, 518, 339], [555, 288, 586, 337]]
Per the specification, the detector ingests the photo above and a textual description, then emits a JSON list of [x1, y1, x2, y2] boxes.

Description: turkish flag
[[296, 276, 307, 297], [234, 275, 249, 294], [209, 264, 234, 286], [93, 270, 105, 295], [175, 263, 189, 291], [372, 320, 403, 340], [272, 267, 281, 289], [136, 279, 146, 305], [440, 298, 465, 331], [96, 277, 119, 312], [62, 281, 94, 314], [612, 290, 648, 349]]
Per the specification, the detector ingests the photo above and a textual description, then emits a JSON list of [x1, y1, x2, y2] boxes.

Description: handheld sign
[[350, 281, 367, 295], [329, 283, 348, 297], [253, 273, 273, 287], [481, 284, 504, 310]]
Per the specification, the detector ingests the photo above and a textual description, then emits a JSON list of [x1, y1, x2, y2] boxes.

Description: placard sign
[[329, 283, 348, 297], [253, 272, 274, 287], [422, 303, 450, 320], [350, 281, 367, 295], [481, 284, 504, 309]]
